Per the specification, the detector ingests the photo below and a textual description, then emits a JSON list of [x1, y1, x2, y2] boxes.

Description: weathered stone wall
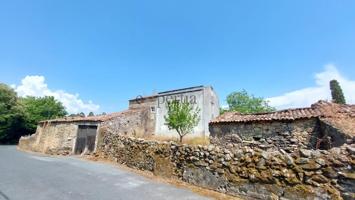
[[18, 109, 155, 155], [129, 96, 157, 110], [18, 122, 80, 154], [318, 119, 354, 149], [209, 119, 321, 152], [99, 108, 154, 138], [96, 132, 355, 200]]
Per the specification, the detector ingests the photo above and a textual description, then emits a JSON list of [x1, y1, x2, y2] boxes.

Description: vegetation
[[145, 135, 209, 146], [0, 84, 27, 144], [88, 112, 95, 116], [330, 80, 346, 104], [224, 89, 276, 114], [0, 83, 67, 144], [164, 100, 200, 143], [20, 96, 67, 134]]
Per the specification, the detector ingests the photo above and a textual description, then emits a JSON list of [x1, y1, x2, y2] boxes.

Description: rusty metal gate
[[74, 125, 98, 154]]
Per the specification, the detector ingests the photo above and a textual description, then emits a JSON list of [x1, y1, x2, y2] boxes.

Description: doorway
[[74, 125, 98, 154]]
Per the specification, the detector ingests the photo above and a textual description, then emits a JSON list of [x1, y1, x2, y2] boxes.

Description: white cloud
[[14, 75, 100, 114], [267, 64, 355, 109]]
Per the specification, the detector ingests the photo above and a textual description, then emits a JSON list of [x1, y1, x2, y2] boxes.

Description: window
[[151, 106, 156, 113]]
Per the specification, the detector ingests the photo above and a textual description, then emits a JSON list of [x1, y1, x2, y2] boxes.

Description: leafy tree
[[0, 83, 27, 144], [88, 112, 94, 116], [101, 112, 107, 115], [164, 100, 200, 143], [78, 112, 85, 117], [20, 96, 67, 133], [226, 89, 276, 114], [330, 80, 346, 104]]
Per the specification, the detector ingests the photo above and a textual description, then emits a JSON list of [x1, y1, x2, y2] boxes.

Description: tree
[[0, 83, 27, 144], [330, 80, 346, 104], [78, 112, 85, 117], [164, 100, 200, 143], [226, 89, 276, 114], [20, 96, 67, 133], [88, 112, 94, 116]]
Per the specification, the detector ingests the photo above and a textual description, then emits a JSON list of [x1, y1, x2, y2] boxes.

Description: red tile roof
[[39, 109, 141, 124], [210, 101, 355, 124]]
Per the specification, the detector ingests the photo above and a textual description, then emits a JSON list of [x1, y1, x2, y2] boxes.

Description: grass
[[141, 134, 210, 146], [183, 136, 210, 146]]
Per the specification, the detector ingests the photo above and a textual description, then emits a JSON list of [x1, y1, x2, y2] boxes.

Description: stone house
[[18, 109, 149, 154], [209, 101, 355, 151], [128, 85, 220, 137], [19, 85, 220, 154]]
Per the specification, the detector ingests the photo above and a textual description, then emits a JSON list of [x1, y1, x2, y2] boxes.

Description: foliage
[[164, 100, 200, 143], [88, 112, 94, 116], [225, 89, 276, 114], [20, 96, 67, 133], [0, 83, 27, 144], [0, 83, 69, 144], [220, 107, 228, 115], [330, 80, 346, 104]]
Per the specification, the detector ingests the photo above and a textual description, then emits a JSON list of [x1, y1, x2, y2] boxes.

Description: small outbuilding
[[209, 101, 355, 151], [18, 108, 149, 155]]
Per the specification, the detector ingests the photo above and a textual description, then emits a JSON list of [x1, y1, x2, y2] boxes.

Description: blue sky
[[1, 0, 355, 114]]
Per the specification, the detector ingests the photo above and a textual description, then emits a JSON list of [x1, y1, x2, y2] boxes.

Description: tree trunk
[[179, 135, 183, 143]]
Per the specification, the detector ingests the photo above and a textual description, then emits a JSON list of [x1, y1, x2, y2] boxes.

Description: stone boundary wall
[[96, 132, 355, 200], [19, 122, 79, 154]]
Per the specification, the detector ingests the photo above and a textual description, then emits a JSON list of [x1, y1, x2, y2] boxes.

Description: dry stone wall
[[96, 132, 355, 200], [209, 118, 353, 153], [209, 119, 322, 152]]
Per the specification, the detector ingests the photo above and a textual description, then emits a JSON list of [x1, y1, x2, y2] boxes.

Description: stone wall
[[18, 121, 80, 154], [18, 108, 155, 155], [99, 108, 154, 138], [96, 132, 355, 200], [209, 118, 321, 152], [318, 119, 354, 149], [127, 86, 220, 138], [129, 96, 157, 110]]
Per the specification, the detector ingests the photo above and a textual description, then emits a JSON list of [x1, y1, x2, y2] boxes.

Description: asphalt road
[[0, 146, 209, 200]]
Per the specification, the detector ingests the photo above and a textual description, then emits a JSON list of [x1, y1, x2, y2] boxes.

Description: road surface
[[0, 146, 209, 200]]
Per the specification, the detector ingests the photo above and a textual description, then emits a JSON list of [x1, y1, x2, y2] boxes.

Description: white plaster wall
[[154, 86, 219, 137]]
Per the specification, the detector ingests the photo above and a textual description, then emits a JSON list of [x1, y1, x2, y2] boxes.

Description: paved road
[[0, 146, 209, 200]]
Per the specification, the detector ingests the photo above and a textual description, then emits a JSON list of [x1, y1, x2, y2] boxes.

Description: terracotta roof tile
[[210, 101, 355, 124], [39, 109, 141, 124]]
